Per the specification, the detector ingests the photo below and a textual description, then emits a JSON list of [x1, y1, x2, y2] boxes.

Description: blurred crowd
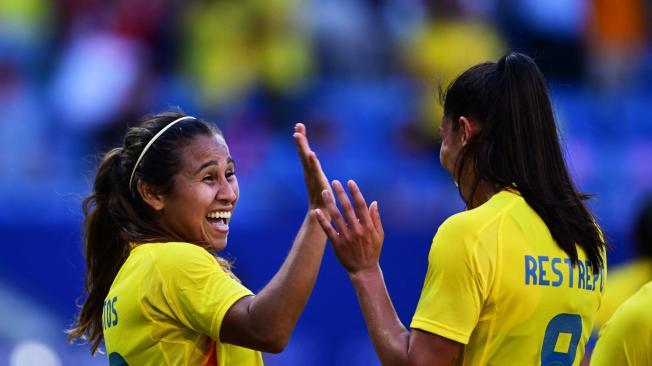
[[1, 0, 651, 226], [1, 0, 652, 364]]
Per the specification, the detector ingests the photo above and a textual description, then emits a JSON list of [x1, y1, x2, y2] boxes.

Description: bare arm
[[219, 123, 330, 353], [315, 180, 463, 365]]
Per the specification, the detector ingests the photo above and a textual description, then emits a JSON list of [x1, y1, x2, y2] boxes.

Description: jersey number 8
[[541, 313, 582, 366]]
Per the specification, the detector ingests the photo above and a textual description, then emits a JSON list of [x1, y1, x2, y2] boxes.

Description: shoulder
[[612, 282, 652, 324], [431, 192, 523, 263], [595, 282, 652, 361], [598, 281, 652, 344], [430, 212, 492, 265], [438, 210, 488, 237], [136, 242, 219, 272], [436, 195, 516, 243]]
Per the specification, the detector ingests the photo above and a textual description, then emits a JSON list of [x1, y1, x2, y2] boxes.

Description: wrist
[[348, 265, 383, 284]]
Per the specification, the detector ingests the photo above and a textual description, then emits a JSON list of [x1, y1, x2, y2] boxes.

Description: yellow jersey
[[592, 258, 652, 331], [410, 190, 606, 365], [102, 242, 263, 366], [590, 281, 652, 366]]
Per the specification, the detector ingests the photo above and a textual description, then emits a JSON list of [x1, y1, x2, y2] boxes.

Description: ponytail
[[68, 148, 131, 354], [444, 52, 606, 273], [69, 111, 234, 354]]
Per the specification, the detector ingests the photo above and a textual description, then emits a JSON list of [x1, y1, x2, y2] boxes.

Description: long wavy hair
[[68, 111, 232, 354], [442, 52, 606, 272]]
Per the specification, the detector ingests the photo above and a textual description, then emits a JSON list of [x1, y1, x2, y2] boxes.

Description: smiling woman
[[67, 111, 330, 366], [140, 133, 239, 252]]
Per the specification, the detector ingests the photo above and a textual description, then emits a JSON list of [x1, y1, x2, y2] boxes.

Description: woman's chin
[[207, 238, 227, 251]]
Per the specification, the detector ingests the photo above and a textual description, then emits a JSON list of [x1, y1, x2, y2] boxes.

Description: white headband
[[129, 116, 196, 189]]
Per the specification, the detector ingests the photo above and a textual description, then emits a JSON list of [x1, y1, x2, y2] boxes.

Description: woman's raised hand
[[314, 180, 384, 275], [293, 123, 330, 210]]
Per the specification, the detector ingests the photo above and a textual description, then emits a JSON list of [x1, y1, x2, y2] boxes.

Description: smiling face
[[157, 133, 239, 251]]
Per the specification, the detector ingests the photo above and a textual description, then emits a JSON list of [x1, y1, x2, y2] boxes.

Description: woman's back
[[411, 190, 605, 365]]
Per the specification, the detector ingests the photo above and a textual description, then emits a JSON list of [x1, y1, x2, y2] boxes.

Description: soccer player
[[593, 197, 652, 331], [315, 52, 607, 365], [68, 111, 330, 365], [590, 281, 652, 365]]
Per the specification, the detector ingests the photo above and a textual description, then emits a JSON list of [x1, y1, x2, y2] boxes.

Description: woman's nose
[[216, 178, 237, 203]]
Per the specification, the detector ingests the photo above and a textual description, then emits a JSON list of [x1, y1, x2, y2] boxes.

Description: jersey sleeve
[[410, 215, 494, 344], [590, 313, 631, 366], [591, 283, 652, 366], [151, 243, 253, 341]]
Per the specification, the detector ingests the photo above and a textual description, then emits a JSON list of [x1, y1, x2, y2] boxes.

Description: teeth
[[206, 211, 231, 219]]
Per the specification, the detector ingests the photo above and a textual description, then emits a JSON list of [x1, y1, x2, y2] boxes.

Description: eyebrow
[[194, 157, 235, 174]]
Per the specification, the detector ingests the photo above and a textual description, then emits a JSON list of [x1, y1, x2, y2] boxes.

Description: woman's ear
[[458, 116, 480, 146], [136, 180, 165, 211]]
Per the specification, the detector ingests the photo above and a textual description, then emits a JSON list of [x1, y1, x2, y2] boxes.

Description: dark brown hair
[[442, 52, 606, 272], [634, 196, 652, 258], [68, 111, 223, 353]]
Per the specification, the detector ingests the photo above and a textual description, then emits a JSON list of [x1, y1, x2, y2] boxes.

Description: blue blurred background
[[0, 0, 650, 365]]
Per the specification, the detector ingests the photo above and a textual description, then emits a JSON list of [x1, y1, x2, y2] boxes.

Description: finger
[[332, 180, 358, 227], [308, 152, 330, 191], [293, 127, 312, 166], [370, 201, 384, 238], [323, 189, 348, 235], [295, 126, 327, 192], [294, 122, 306, 136], [314, 209, 339, 242], [293, 135, 311, 165], [294, 123, 322, 179], [347, 180, 371, 226], [307, 151, 319, 172], [293, 123, 312, 156]]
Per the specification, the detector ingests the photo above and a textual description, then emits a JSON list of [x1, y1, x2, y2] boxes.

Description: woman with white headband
[[68, 111, 330, 365]]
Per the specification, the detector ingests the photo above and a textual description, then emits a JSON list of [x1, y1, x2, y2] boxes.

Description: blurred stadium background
[[0, 0, 650, 365]]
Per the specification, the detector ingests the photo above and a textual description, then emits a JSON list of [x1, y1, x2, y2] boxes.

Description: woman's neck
[[462, 180, 499, 209]]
